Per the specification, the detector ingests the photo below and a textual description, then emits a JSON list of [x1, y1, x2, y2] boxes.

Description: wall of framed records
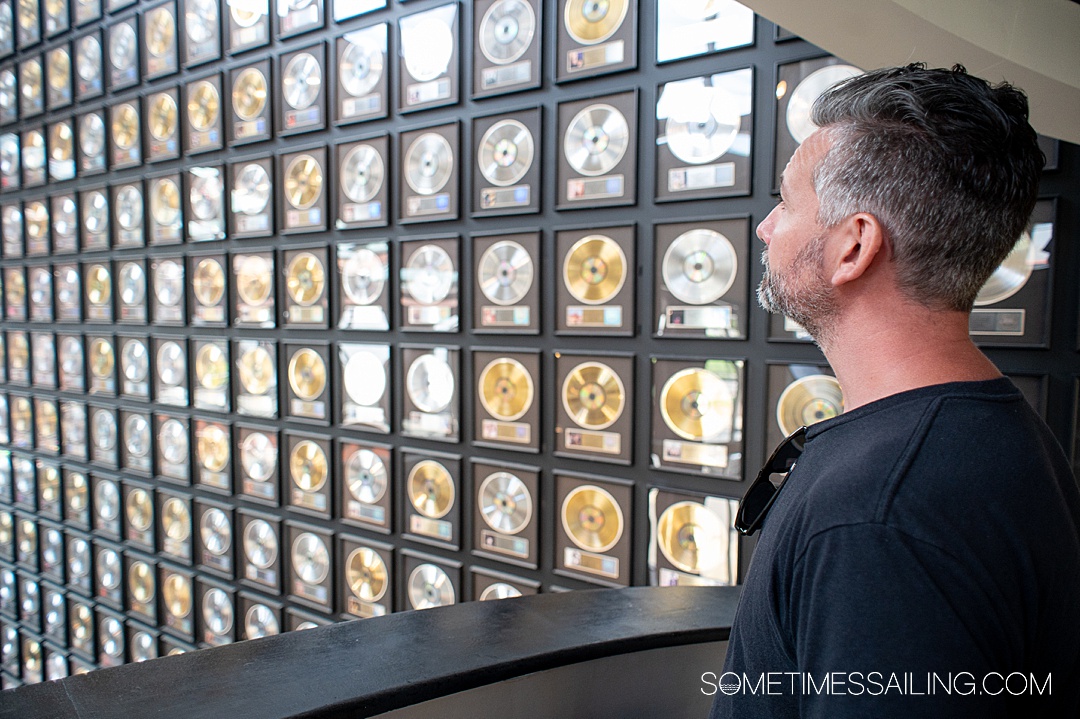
[[0, 0, 1078, 687]]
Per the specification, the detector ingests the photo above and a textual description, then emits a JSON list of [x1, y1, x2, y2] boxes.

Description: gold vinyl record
[[192, 257, 225, 306], [88, 337, 114, 378], [975, 232, 1032, 306], [126, 488, 153, 531], [6, 270, 25, 306], [662, 229, 737, 305], [478, 357, 534, 421], [561, 360, 625, 430], [407, 563, 455, 609], [284, 154, 324, 210], [776, 374, 844, 436], [129, 561, 155, 603], [404, 132, 453, 196], [47, 49, 70, 92], [285, 252, 325, 306], [163, 573, 192, 619], [49, 122, 74, 162], [161, 497, 191, 541], [408, 459, 454, 519], [785, 64, 862, 144], [288, 348, 326, 400], [232, 67, 268, 121], [345, 449, 387, 504], [282, 52, 321, 110], [659, 368, 734, 442], [24, 200, 48, 239], [562, 234, 626, 305], [561, 484, 623, 553], [291, 532, 330, 585], [478, 240, 533, 306], [20, 60, 42, 103], [563, 103, 628, 177], [657, 500, 725, 574], [146, 7, 176, 58], [194, 343, 228, 390], [236, 254, 272, 305], [479, 0, 535, 65], [238, 346, 275, 396], [478, 119, 534, 187], [86, 264, 112, 305], [197, 424, 229, 472], [187, 80, 220, 131], [111, 103, 139, 150], [564, 0, 628, 45], [346, 547, 388, 602], [478, 471, 532, 535], [23, 129, 46, 172], [9, 333, 29, 371], [289, 440, 328, 492], [150, 177, 181, 226], [35, 401, 58, 440]]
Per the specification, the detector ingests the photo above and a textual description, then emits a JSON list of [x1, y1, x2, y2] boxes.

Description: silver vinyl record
[[29, 268, 51, 306], [83, 189, 109, 233], [346, 449, 387, 504], [76, 35, 101, 83], [97, 548, 120, 589], [159, 418, 188, 465], [120, 341, 149, 382], [0, 69, 12, 115], [243, 518, 277, 569], [662, 229, 737, 305], [404, 132, 453, 196], [200, 507, 231, 555], [563, 103, 629, 177], [60, 336, 83, 375], [479, 0, 535, 65], [975, 232, 1032, 306], [478, 471, 532, 535], [118, 262, 146, 306], [344, 350, 386, 406], [22, 130, 45, 173], [109, 23, 137, 72], [282, 52, 321, 111], [190, 174, 222, 221], [341, 144, 384, 204], [156, 341, 186, 386], [100, 617, 123, 657], [131, 631, 156, 662], [401, 14, 453, 82], [291, 532, 330, 585], [79, 113, 106, 156], [479, 582, 522, 601], [69, 538, 90, 579], [202, 588, 234, 636], [405, 353, 455, 413], [665, 99, 741, 165], [340, 41, 383, 97], [786, 64, 861, 144], [233, 163, 272, 216], [185, 0, 217, 44], [478, 119, 534, 187], [240, 431, 276, 483], [53, 196, 77, 235], [154, 259, 184, 307], [407, 563, 455, 609], [403, 244, 454, 305], [478, 240, 534, 306], [91, 409, 117, 451], [115, 185, 143, 230], [341, 248, 385, 305], [244, 604, 279, 639]]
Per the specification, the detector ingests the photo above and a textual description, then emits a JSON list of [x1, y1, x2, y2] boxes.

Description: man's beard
[[757, 235, 837, 343]]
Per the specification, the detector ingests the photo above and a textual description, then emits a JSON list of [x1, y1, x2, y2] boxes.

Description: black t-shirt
[[709, 378, 1080, 718]]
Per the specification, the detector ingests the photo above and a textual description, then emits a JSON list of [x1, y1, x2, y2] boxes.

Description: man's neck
[[815, 299, 1002, 411]]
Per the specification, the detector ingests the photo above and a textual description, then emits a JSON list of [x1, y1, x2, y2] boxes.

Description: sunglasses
[[734, 426, 807, 536]]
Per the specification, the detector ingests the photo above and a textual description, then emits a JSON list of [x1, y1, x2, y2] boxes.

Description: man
[[710, 64, 1080, 717]]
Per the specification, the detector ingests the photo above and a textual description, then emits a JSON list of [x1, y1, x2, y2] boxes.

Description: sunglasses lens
[[736, 481, 775, 531]]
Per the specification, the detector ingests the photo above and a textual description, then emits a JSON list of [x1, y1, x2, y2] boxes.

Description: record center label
[[567, 306, 622, 328], [565, 429, 620, 454], [480, 185, 530, 209], [969, 309, 1025, 336], [346, 500, 385, 525], [481, 529, 528, 558], [669, 163, 735, 192], [406, 193, 451, 217], [482, 61, 531, 90], [662, 439, 728, 468], [406, 78, 451, 106], [564, 547, 618, 579], [481, 418, 530, 444], [567, 41, 624, 73], [347, 596, 387, 618], [410, 514, 452, 541], [567, 175, 624, 201], [481, 306, 530, 327]]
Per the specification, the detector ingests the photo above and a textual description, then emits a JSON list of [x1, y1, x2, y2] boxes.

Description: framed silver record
[[472, 230, 540, 334], [399, 121, 459, 223], [107, 18, 139, 91], [150, 256, 185, 324], [228, 156, 274, 238], [335, 23, 388, 124], [282, 246, 329, 328], [402, 551, 460, 609], [472, 0, 541, 98], [285, 434, 332, 519], [182, 0, 221, 67], [285, 523, 332, 609], [556, 91, 637, 208], [46, 45, 72, 109], [472, 107, 540, 216], [189, 253, 227, 326], [193, 337, 230, 411], [74, 32, 103, 99], [146, 88, 180, 161], [283, 341, 330, 424], [28, 265, 52, 322], [184, 73, 224, 153], [234, 340, 277, 417], [115, 259, 147, 324], [656, 68, 753, 202], [654, 218, 749, 339], [473, 349, 540, 453], [148, 173, 183, 244], [194, 418, 232, 493], [142, 2, 178, 80], [120, 410, 153, 475], [277, 0, 323, 39], [74, 0, 100, 25], [76, 108, 106, 175], [236, 424, 279, 503], [194, 500, 234, 577], [58, 334, 85, 391], [225, 0, 268, 54], [400, 236, 459, 332], [45, 0, 69, 36], [338, 342, 390, 433], [0, 131, 19, 190], [471, 459, 540, 568], [30, 332, 56, 388], [16, 0, 40, 49], [280, 147, 327, 233], [555, 225, 636, 336], [0, 2, 13, 58], [21, 126, 46, 186], [55, 264, 81, 322], [402, 450, 461, 550], [47, 120, 76, 182], [231, 251, 275, 327], [89, 405, 119, 467], [337, 239, 390, 331], [86, 333, 116, 394], [556, 0, 636, 82], [228, 59, 272, 145], [401, 345, 460, 442], [335, 135, 388, 229], [80, 186, 109, 249], [19, 56, 43, 117], [333, 0, 382, 22], [1, 202, 21, 256], [656, 0, 753, 64], [238, 509, 280, 593], [0, 65, 16, 124], [397, 2, 459, 113], [338, 442, 391, 533], [185, 165, 226, 241], [111, 181, 144, 247], [118, 334, 150, 399], [278, 43, 326, 136], [49, 195, 77, 256], [109, 98, 142, 169], [155, 413, 190, 484]]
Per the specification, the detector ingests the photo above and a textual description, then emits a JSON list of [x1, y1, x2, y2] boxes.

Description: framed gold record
[[111, 181, 144, 247], [185, 165, 225, 242], [472, 459, 540, 567], [76, 108, 106, 175], [19, 55, 44, 118], [339, 534, 391, 618], [184, 74, 224, 154], [472, 108, 541, 216], [157, 489, 193, 564], [399, 122, 459, 223], [766, 363, 843, 451], [277, 0, 323, 39], [21, 126, 46, 187], [16, 0, 40, 49], [5, 267, 28, 322], [278, 43, 326, 136], [84, 261, 113, 322], [159, 565, 195, 639], [234, 340, 278, 418], [555, 225, 635, 335], [472, 0, 541, 98], [148, 174, 183, 244], [44, 0, 69, 37], [401, 345, 460, 442], [280, 147, 327, 232], [556, 0, 636, 82], [189, 254, 227, 326], [335, 23, 388, 124], [107, 18, 139, 90], [193, 338, 230, 411], [284, 342, 330, 424], [228, 60, 272, 145], [473, 350, 540, 452], [232, 252, 275, 327], [554, 472, 632, 586], [554, 352, 633, 464], [335, 135, 389, 229], [225, 0, 268, 54], [557, 91, 637, 208], [109, 99, 141, 169], [283, 246, 329, 327], [45, 45, 72, 110], [142, 1, 178, 79], [182, 0, 221, 68], [228, 156, 274, 238], [403, 451, 460, 549], [286, 523, 333, 610], [397, 3, 459, 113], [286, 435, 331, 518], [47, 121, 76, 183], [339, 440, 392, 532], [194, 419, 232, 493], [648, 488, 740, 587]]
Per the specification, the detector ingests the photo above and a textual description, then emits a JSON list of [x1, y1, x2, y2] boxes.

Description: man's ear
[[829, 213, 886, 287]]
